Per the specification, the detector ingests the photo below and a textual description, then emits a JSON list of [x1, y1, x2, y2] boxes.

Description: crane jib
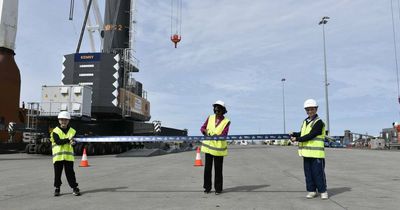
[[75, 134, 290, 143]]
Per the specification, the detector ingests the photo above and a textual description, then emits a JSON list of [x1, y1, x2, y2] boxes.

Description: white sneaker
[[320, 192, 329, 200], [306, 192, 317, 199]]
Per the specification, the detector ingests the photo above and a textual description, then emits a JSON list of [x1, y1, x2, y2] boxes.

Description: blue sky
[[15, 0, 400, 136]]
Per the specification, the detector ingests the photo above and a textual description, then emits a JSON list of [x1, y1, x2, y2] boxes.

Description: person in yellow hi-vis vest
[[200, 100, 231, 195], [50, 111, 81, 197], [290, 99, 328, 200]]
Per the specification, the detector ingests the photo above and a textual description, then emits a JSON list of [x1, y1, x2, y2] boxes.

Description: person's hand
[[290, 136, 297, 141], [70, 139, 76, 146]]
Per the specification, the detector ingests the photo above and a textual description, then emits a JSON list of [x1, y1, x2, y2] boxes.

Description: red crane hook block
[[171, 34, 181, 48]]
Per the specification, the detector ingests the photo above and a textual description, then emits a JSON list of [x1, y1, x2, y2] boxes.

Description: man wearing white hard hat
[[290, 99, 328, 200], [50, 111, 81, 196], [200, 100, 230, 195]]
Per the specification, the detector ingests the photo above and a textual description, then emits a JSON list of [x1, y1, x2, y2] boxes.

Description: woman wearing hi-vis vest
[[290, 99, 329, 200], [200, 100, 230, 195]]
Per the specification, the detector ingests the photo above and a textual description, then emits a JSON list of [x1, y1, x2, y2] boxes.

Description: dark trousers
[[203, 153, 224, 192], [303, 157, 327, 193], [53, 160, 78, 189]]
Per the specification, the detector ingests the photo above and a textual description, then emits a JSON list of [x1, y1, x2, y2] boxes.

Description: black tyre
[[45, 143, 52, 155], [105, 144, 112, 154], [37, 144, 46, 154], [110, 145, 116, 154], [25, 144, 30, 154], [74, 144, 83, 156], [97, 144, 106, 155], [87, 144, 96, 156]]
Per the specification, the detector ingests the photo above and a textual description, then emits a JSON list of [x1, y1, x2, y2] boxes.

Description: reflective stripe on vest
[[201, 115, 229, 156], [298, 117, 326, 158], [50, 127, 76, 163], [52, 151, 75, 157]]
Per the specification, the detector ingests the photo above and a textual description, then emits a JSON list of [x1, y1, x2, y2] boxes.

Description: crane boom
[[0, 0, 18, 50]]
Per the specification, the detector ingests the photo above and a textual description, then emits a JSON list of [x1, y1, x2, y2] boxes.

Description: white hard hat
[[304, 99, 318, 108], [58, 111, 71, 119], [213, 100, 227, 112], [213, 100, 226, 108]]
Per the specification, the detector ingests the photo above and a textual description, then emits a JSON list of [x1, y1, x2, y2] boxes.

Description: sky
[[13, 0, 400, 136]]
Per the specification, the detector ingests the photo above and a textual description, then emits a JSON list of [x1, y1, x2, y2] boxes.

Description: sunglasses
[[305, 108, 316, 112]]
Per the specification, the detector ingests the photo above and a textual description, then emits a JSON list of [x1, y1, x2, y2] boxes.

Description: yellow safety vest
[[50, 126, 76, 163], [298, 117, 326, 158], [201, 115, 230, 156]]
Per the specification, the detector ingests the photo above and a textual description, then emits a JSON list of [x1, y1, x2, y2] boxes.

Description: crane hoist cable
[[68, 0, 80, 40], [69, 0, 75, 20], [391, 0, 400, 104], [170, 0, 182, 48]]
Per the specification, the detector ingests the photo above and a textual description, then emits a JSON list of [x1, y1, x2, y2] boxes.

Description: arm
[[52, 132, 70, 145], [200, 117, 209, 136], [291, 132, 301, 138], [296, 120, 324, 142], [70, 129, 77, 146]]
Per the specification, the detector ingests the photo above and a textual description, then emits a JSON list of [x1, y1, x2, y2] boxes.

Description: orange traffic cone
[[79, 148, 90, 167], [194, 146, 203, 166]]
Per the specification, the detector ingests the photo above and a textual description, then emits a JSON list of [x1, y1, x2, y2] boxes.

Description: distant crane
[[170, 0, 182, 48]]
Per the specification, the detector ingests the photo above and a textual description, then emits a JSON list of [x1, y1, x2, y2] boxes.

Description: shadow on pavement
[[84, 185, 346, 194], [82, 187, 129, 194], [84, 189, 210, 193], [328, 187, 352, 197], [224, 184, 270, 192]]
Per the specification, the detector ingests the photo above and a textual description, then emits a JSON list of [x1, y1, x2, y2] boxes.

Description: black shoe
[[215, 191, 222, 195], [72, 188, 81, 196], [204, 189, 211, 194], [54, 188, 60, 197]]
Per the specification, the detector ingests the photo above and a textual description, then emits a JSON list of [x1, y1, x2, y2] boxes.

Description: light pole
[[281, 78, 286, 134], [319, 16, 330, 135]]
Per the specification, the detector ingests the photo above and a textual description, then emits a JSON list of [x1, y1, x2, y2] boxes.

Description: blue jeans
[[303, 157, 327, 193]]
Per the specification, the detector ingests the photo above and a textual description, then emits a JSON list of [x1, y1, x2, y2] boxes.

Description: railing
[[109, 48, 139, 69]]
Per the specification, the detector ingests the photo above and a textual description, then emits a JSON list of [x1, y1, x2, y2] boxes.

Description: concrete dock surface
[[1, 145, 399, 210]]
